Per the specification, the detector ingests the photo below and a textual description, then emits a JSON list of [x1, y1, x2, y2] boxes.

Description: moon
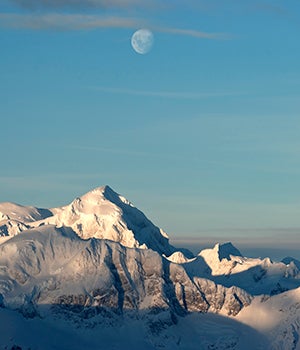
[[131, 29, 154, 55]]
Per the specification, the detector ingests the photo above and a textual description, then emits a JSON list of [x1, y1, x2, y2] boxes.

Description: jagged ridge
[[0, 226, 251, 319]]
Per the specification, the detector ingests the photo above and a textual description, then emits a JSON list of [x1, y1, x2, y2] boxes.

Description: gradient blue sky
[[1, 0, 300, 250]]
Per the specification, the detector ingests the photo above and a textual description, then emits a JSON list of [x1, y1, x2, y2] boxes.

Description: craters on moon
[[131, 29, 154, 55]]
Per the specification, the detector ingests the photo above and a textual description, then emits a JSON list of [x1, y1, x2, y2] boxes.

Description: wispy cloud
[[0, 12, 230, 39], [156, 26, 231, 40], [9, 0, 151, 10], [0, 13, 141, 30], [91, 86, 240, 99]]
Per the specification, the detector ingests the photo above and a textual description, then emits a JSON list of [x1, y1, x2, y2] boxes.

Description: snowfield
[[0, 185, 299, 349]]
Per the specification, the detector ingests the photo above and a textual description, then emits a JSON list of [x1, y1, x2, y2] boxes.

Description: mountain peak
[[90, 185, 115, 195], [78, 185, 133, 207], [215, 242, 242, 261], [198, 242, 242, 272], [26, 185, 174, 255], [79, 185, 115, 199]]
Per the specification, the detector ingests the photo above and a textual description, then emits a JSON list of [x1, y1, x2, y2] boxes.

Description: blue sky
[[1, 0, 300, 249]]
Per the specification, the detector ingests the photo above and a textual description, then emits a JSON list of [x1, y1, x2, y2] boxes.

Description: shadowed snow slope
[[237, 287, 300, 350], [184, 242, 300, 296], [0, 226, 252, 319], [0, 306, 268, 350]]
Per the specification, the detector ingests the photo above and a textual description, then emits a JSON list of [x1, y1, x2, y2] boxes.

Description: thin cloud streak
[[92, 86, 240, 99], [0, 13, 141, 30], [156, 26, 232, 40], [10, 0, 154, 10], [0, 13, 230, 39]]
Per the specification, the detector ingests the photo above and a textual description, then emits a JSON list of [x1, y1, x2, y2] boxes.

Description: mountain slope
[[237, 287, 300, 350], [0, 186, 176, 256], [0, 225, 252, 320], [0, 306, 268, 350], [0, 202, 52, 223], [0, 185, 299, 350], [183, 243, 300, 296], [0, 202, 52, 237]]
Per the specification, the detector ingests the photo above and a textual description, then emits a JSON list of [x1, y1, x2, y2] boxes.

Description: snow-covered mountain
[[0, 225, 252, 318], [183, 242, 300, 296], [0, 185, 299, 350], [0, 202, 52, 237], [0, 186, 175, 256]]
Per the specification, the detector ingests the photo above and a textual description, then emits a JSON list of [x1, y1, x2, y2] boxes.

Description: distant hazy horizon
[[171, 233, 300, 261]]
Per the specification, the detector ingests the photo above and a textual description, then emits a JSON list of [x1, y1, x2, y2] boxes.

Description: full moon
[[131, 29, 154, 55]]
